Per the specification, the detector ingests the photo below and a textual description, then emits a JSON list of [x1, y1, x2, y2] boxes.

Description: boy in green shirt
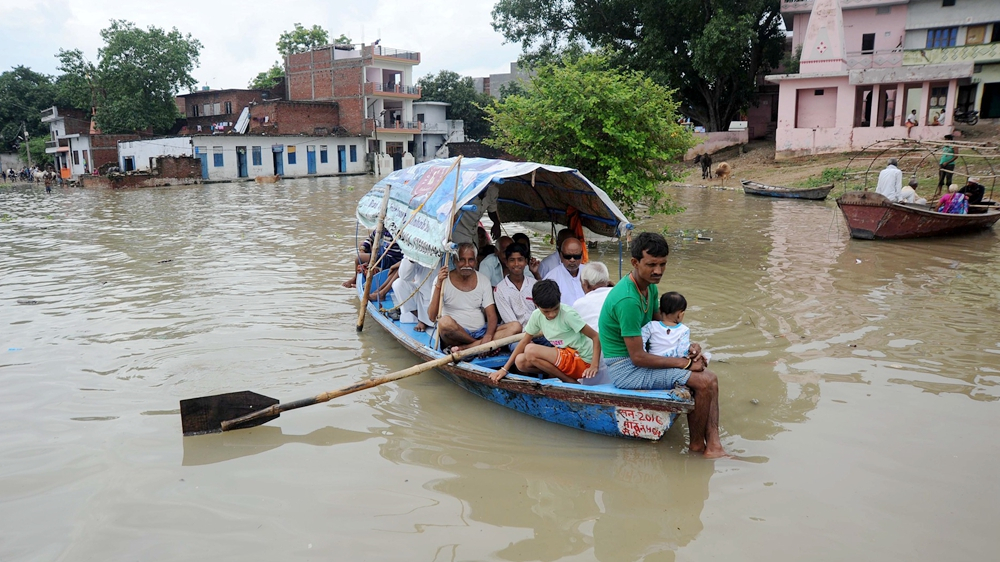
[[489, 280, 601, 384]]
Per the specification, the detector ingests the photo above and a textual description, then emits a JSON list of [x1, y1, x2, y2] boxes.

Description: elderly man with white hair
[[875, 158, 903, 202], [572, 262, 613, 332]]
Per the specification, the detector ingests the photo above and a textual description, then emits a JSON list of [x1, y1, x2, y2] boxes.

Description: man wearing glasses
[[543, 237, 585, 306]]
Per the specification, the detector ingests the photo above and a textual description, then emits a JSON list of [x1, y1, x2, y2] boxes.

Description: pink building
[[768, 0, 987, 159]]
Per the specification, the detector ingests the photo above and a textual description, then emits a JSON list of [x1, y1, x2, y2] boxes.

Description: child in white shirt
[[641, 291, 709, 369]]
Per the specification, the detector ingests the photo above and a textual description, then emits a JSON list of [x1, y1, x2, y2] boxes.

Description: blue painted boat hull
[[357, 278, 692, 440]]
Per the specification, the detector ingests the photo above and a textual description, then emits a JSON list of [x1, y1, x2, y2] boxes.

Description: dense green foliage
[[484, 54, 695, 217], [249, 62, 284, 90], [57, 20, 202, 134], [277, 23, 330, 55], [416, 71, 494, 140], [0, 67, 56, 152], [491, 0, 785, 131], [19, 137, 53, 168]]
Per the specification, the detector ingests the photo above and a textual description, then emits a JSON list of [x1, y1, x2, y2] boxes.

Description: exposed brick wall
[[60, 108, 92, 136], [91, 134, 141, 170], [179, 89, 267, 133], [155, 155, 201, 178], [81, 174, 201, 189], [247, 101, 344, 136]]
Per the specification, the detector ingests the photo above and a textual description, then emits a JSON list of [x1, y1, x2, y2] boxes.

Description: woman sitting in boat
[[937, 184, 968, 214], [489, 279, 600, 384]]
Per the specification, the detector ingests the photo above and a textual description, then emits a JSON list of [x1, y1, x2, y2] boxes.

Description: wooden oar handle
[[220, 334, 521, 431]]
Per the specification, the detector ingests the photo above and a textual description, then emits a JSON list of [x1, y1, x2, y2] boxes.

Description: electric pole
[[22, 123, 32, 169]]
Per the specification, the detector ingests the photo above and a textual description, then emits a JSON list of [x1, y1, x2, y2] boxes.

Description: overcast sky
[[0, 0, 525, 89]]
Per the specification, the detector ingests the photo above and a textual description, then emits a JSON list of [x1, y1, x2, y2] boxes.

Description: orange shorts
[[554, 347, 590, 379]]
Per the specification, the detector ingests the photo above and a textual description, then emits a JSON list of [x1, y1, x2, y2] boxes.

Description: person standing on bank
[[937, 135, 957, 198], [598, 232, 725, 458]]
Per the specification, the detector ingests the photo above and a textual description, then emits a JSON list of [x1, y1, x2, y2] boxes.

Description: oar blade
[[180, 391, 279, 436]]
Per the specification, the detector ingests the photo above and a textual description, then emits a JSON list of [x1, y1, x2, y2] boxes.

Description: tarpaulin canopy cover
[[357, 158, 632, 268]]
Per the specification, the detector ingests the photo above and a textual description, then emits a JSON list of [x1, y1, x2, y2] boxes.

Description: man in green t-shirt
[[598, 232, 725, 458], [936, 134, 957, 198]]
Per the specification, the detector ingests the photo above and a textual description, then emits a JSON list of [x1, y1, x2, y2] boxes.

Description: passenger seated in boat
[[572, 262, 613, 330], [641, 291, 711, 370], [392, 258, 436, 332], [489, 280, 601, 385], [493, 243, 536, 327], [537, 228, 574, 279], [875, 158, 903, 202], [511, 232, 540, 278], [479, 235, 512, 287], [599, 232, 726, 458], [430, 243, 521, 351], [342, 228, 403, 288], [937, 184, 968, 214], [960, 177, 985, 207], [543, 237, 585, 305], [900, 179, 927, 205]]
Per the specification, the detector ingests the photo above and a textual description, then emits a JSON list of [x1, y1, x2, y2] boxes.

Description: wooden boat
[[836, 191, 1000, 239], [354, 158, 694, 440], [741, 179, 834, 200]]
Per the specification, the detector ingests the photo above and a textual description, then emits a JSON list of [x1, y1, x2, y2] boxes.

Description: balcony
[[367, 46, 421, 64], [903, 43, 1000, 66], [781, 0, 904, 15], [40, 106, 57, 122], [376, 120, 422, 134], [846, 50, 903, 70], [364, 82, 422, 99], [44, 140, 58, 150]]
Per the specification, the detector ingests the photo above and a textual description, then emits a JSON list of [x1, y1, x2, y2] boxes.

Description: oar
[[180, 334, 522, 436]]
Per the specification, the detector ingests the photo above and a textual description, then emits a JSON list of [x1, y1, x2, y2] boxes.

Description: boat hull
[[741, 180, 834, 200], [837, 191, 1000, 239], [357, 281, 691, 440]]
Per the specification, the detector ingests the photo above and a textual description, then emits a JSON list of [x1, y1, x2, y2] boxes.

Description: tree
[[277, 23, 330, 56], [417, 71, 494, 140], [249, 62, 284, 90], [484, 54, 695, 217], [19, 137, 53, 168], [334, 34, 352, 46], [57, 20, 202, 134], [491, 0, 785, 131], [0, 66, 57, 152]]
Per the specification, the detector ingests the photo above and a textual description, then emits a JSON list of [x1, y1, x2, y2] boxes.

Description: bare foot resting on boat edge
[[414, 321, 428, 332]]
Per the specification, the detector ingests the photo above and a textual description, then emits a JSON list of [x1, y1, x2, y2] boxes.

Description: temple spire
[[799, 0, 847, 73]]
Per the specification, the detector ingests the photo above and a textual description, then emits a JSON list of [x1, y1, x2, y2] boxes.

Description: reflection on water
[[2, 180, 999, 560]]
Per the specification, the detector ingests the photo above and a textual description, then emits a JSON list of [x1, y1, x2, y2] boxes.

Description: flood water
[[2, 178, 998, 561]]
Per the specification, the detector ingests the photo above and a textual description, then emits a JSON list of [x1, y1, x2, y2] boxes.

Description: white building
[[41, 106, 94, 178], [412, 101, 465, 163], [118, 135, 368, 180]]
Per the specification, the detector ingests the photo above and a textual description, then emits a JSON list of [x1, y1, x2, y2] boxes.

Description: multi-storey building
[[285, 43, 422, 170], [768, 0, 1000, 159]]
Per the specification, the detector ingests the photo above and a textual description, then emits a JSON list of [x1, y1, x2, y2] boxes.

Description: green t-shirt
[[524, 304, 594, 363], [599, 276, 658, 358], [940, 146, 956, 166]]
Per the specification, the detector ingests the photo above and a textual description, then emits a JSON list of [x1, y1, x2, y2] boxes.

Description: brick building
[[286, 43, 422, 170], [41, 106, 141, 177], [247, 100, 344, 136], [177, 88, 271, 134]]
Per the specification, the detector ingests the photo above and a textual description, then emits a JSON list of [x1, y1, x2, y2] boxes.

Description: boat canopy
[[357, 158, 633, 268]]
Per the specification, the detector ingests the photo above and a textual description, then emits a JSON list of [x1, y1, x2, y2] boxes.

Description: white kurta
[[543, 264, 584, 306], [875, 165, 902, 202]]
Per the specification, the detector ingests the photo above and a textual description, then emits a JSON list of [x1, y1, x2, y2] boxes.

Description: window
[[815, 89, 825, 95], [123, 156, 135, 171], [252, 146, 262, 166], [320, 145, 328, 163], [966, 25, 986, 45], [73, 151, 80, 165], [861, 33, 875, 53], [213, 146, 224, 167], [926, 27, 958, 48], [930, 86, 948, 108], [213, 103, 221, 115], [203, 103, 211, 116], [876, 6, 891, 14], [192, 104, 200, 117], [416, 113, 424, 123], [224, 101, 232, 114], [993, 23, 1000, 43], [350, 145, 357, 162], [942, 0, 955, 6], [287, 145, 297, 165]]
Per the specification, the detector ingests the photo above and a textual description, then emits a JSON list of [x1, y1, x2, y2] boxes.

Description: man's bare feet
[[342, 279, 356, 288], [414, 322, 428, 332], [689, 443, 729, 459]]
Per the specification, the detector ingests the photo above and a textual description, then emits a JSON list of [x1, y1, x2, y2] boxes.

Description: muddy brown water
[[1, 179, 998, 561]]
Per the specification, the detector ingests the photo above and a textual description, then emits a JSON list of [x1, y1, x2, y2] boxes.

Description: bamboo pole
[[356, 185, 393, 332]]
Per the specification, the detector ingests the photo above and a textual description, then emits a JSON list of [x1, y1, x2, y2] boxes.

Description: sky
[[0, 0, 525, 89]]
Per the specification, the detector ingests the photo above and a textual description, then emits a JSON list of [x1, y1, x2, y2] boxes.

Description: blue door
[[307, 146, 317, 174], [195, 147, 208, 179], [272, 145, 284, 176], [337, 145, 347, 173], [236, 146, 248, 178]]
